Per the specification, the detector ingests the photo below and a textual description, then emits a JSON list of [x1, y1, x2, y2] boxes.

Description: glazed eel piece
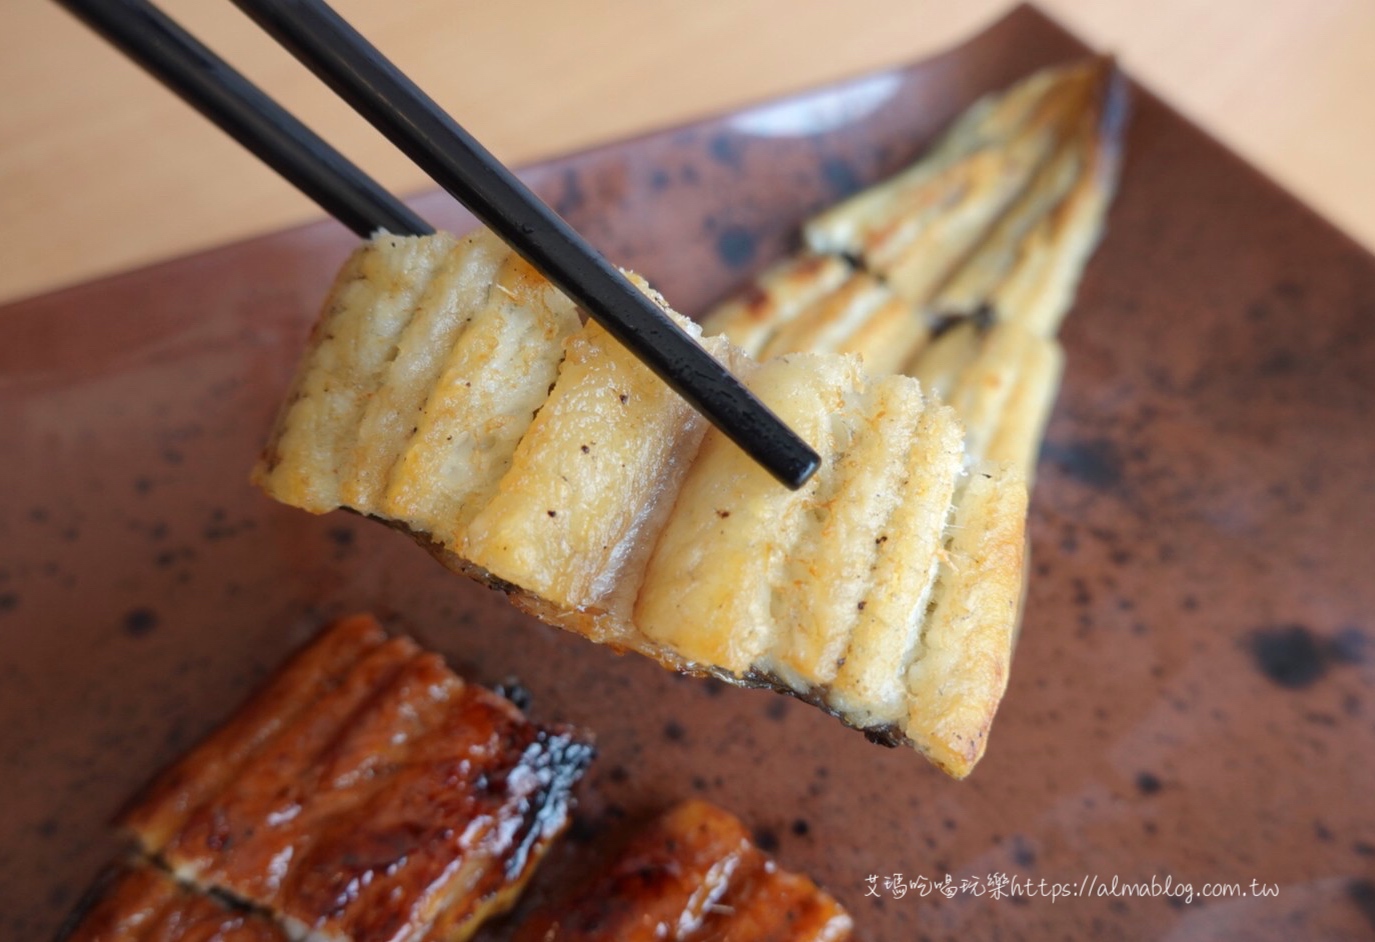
[[514, 800, 852, 942], [114, 614, 593, 942], [252, 230, 1027, 778], [60, 862, 288, 942]]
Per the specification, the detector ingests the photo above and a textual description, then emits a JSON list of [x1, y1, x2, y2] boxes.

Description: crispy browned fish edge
[[380, 517, 915, 747], [679, 58, 1129, 767], [249, 59, 1125, 782], [108, 614, 595, 942], [56, 860, 289, 942], [512, 799, 853, 942], [708, 56, 1129, 348]]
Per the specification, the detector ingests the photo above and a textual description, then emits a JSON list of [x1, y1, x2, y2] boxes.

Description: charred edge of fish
[[500, 730, 597, 882], [365, 499, 919, 752]]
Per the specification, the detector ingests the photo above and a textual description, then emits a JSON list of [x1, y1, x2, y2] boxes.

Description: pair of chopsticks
[[57, 0, 819, 490]]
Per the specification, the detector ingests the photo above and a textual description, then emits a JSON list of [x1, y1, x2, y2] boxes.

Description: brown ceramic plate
[[3, 6, 1373, 940]]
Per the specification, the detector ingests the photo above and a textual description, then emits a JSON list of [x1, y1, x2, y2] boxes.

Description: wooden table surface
[[2, 0, 1372, 304]]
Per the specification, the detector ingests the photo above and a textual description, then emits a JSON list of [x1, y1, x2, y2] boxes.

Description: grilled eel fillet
[[253, 229, 1027, 778], [702, 57, 1126, 481], [802, 57, 1125, 316], [513, 800, 852, 942], [60, 862, 289, 942], [117, 614, 594, 942]]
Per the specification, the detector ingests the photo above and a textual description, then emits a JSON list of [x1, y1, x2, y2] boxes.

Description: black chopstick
[[55, 0, 431, 239], [230, 0, 820, 490]]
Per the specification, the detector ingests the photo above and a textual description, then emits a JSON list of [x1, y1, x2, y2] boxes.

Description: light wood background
[[2, 0, 1372, 304]]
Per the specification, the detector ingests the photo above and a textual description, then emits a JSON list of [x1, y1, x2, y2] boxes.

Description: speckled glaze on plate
[[2, 6, 1373, 941]]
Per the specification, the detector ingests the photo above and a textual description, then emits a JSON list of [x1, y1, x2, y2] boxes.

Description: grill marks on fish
[[249, 57, 1125, 779], [637, 354, 861, 675], [828, 387, 964, 728], [120, 614, 390, 853], [511, 801, 853, 942], [802, 58, 1109, 306], [341, 231, 508, 510], [257, 235, 457, 513], [60, 863, 289, 942], [378, 245, 583, 538], [704, 58, 1125, 484], [254, 228, 1027, 777], [686, 56, 1125, 765], [118, 615, 593, 942], [905, 468, 1029, 774], [700, 253, 852, 357], [761, 376, 930, 692], [463, 306, 728, 613]]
